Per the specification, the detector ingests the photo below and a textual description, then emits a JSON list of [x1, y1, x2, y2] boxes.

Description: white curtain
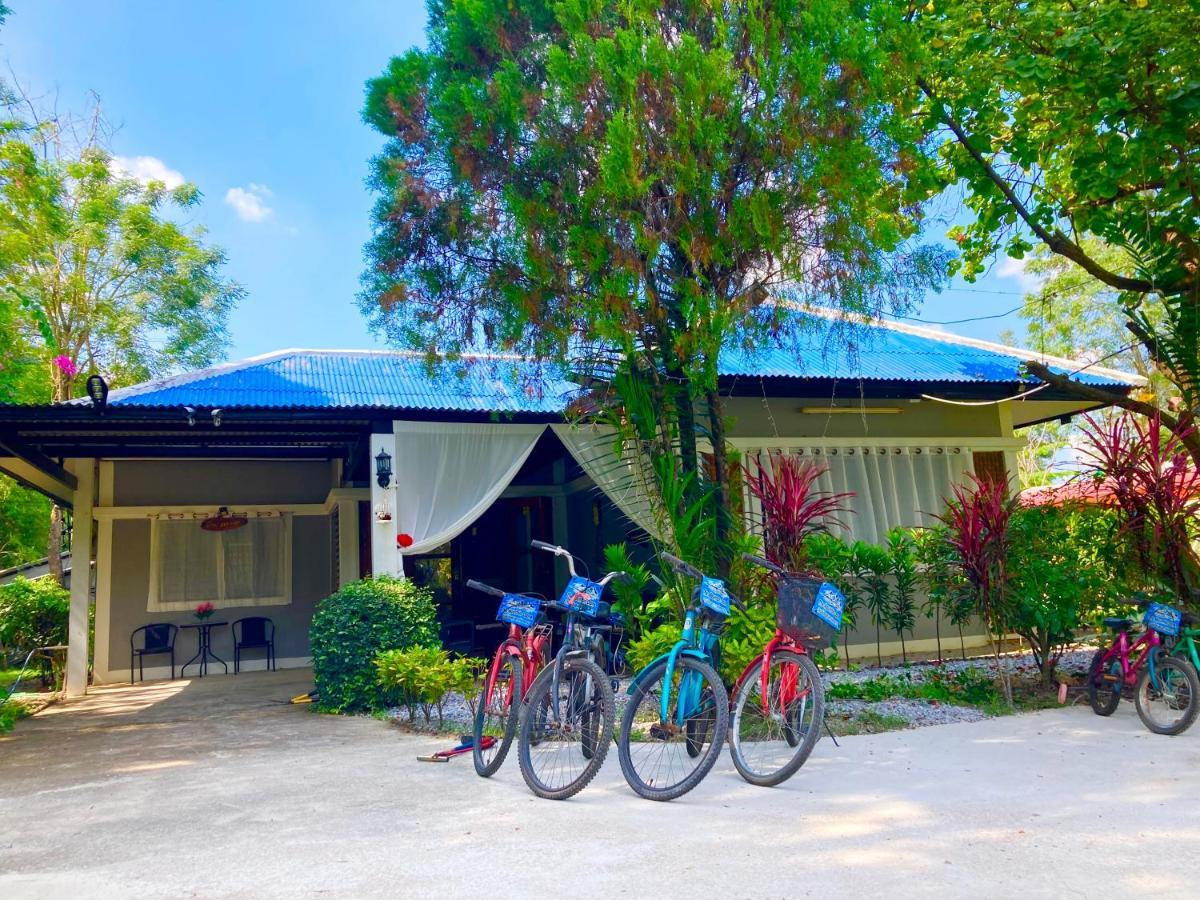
[[149, 514, 292, 611], [394, 422, 545, 556], [743, 445, 970, 545], [550, 424, 665, 541]]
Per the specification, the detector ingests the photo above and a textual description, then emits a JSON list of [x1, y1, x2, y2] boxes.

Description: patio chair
[[130, 623, 178, 683], [232, 616, 276, 674]]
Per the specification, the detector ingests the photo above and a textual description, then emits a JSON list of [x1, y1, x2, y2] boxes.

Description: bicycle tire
[[1087, 648, 1121, 717], [473, 653, 522, 778], [617, 656, 729, 802], [1135, 653, 1200, 736], [730, 650, 824, 788], [517, 656, 615, 800]]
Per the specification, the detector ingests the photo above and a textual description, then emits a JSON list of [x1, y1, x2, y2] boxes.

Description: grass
[[826, 709, 911, 736]]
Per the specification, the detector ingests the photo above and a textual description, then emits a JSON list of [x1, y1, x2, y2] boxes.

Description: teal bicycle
[[616, 553, 741, 801]]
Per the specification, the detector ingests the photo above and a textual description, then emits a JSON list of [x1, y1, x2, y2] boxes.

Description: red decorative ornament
[[396, 533, 414, 549], [201, 506, 248, 532]]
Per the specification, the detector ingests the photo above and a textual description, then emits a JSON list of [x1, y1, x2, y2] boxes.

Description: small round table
[[180, 621, 228, 677]]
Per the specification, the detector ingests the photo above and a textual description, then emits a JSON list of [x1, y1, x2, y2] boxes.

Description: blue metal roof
[[80, 316, 1137, 413], [96, 351, 576, 413], [718, 314, 1133, 388]]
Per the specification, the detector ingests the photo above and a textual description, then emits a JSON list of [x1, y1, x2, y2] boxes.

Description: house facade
[[0, 315, 1138, 694]]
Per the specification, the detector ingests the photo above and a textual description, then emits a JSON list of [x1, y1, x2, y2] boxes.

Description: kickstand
[[823, 714, 839, 748]]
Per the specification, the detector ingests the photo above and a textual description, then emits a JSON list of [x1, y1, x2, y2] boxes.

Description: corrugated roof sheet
[[67, 314, 1137, 413], [93, 351, 576, 413], [718, 313, 1134, 387]]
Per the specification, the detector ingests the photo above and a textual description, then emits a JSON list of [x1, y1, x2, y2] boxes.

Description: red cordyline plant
[[1076, 412, 1200, 601], [743, 452, 854, 574], [938, 473, 1019, 704]]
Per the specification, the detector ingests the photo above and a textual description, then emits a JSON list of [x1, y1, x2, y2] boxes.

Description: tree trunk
[[958, 622, 966, 661], [47, 505, 64, 586], [934, 613, 943, 662], [704, 388, 734, 577]]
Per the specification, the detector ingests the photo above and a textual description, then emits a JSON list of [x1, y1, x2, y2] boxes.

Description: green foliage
[[0, 697, 32, 734], [0, 94, 242, 404], [375, 646, 483, 725], [826, 666, 998, 707], [853, 541, 892, 665], [309, 577, 440, 713], [1006, 503, 1133, 681], [0, 480, 49, 570], [914, 1, 1200, 448], [884, 528, 919, 660], [0, 576, 69, 652], [718, 599, 776, 686], [625, 622, 683, 675], [0, 576, 70, 687]]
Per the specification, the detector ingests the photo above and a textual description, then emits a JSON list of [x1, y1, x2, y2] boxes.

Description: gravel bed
[[822, 647, 1096, 685], [826, 698, 986, 728]]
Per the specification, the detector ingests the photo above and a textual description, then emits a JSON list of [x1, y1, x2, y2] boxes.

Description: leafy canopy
[[362, 0, 946, 383]]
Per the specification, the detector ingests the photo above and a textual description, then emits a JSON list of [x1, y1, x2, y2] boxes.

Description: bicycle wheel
[[473, 653, 522, 778], [730, 650, 824, 787], [517, 656, 615, 800], [617, 656, 729, 802], [1135, 653, 1200, 735], [1087, 648, 1121, 717]]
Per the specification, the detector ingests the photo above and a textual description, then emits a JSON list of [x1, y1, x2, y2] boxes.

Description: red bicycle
[[728, 554, 843, 787], [465, 579, 553, 777]]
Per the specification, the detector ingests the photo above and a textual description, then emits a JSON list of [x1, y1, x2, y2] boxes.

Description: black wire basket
[[776, 576, 844, 648]]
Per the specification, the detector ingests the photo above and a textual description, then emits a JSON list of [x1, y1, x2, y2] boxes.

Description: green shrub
[[375, 646, 483, 725], [0, 697, 33, 733], [0, 577, 70, 687], [309, 576, 439, 713], [626, 622, 682, 673]]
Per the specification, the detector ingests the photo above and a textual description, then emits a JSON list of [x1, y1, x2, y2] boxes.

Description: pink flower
[[54, 355, 78, 377]]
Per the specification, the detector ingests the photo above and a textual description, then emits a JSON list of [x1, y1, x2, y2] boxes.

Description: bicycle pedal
[[648, 721, 680, 741]]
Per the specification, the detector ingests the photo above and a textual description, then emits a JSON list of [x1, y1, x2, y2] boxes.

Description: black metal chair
[[232, 617, 276, 674], [130, 623, 178, 683]]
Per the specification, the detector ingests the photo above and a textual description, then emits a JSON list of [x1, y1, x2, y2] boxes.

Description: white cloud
[[996, 255, 1044, 294], [112, 155, 186, 190], [224, 183, 274, 222]]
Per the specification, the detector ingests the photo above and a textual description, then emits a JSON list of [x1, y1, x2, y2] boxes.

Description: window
[[149, 514, 292, 611]]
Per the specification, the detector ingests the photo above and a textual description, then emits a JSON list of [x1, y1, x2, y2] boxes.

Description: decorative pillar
[[369, 433, 401, 577], [63, 459, 96, 698]]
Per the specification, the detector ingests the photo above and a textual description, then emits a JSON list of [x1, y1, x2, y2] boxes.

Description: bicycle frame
[[1097, 626, 1164, 688], [1168, 627, 1200, 671], [531, 540, 625, 722], [731, 628, 811, 717], [482, 620, 550, 709]]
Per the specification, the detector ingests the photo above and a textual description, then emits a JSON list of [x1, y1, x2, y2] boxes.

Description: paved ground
[[2, 671, 1199, 899]]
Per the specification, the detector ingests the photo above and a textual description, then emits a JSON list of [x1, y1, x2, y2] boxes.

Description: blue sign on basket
[[1144, 601, 1183, 637], [811, 582, 847, 631], [559, 577, 603, 617], [497, 593, 541, 629], [700, 577, 732, 617]]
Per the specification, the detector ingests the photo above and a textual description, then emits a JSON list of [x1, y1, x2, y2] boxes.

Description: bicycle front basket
[[559, 576, 603, 617], [1144, 601, 1183, 637], [777, 576, 845, 647], [497, 593, 541, 629]]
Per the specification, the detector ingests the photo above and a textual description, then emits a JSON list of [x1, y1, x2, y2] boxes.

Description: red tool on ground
[[417, 735, 495, 763]]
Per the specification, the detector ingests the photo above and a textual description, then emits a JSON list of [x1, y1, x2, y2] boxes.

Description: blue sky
[[1, 1, 1039, 362]]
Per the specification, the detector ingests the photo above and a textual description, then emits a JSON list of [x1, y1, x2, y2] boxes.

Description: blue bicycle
[[616, 552, 743, 801]]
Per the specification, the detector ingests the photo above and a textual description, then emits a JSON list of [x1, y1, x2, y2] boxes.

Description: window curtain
[[149, 514, 292, 611], [550, 424, 665, 542], [742, 445, 970, 545], [393, 422, 545, 557]]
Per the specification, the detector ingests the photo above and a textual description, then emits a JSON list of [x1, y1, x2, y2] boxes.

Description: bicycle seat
[[594, 600, 611, 620], [1182, 611, 1198, 627], [1103, 617, 1134, 631]]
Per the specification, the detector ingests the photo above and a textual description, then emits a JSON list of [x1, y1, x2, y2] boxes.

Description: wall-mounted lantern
[[85, 374, 109, 409], [375, 448, 393, 489]]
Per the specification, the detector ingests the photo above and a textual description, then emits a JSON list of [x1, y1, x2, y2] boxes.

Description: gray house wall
[[95, 459, 340, 683]]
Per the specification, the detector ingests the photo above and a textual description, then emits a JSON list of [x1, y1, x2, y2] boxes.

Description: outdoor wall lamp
[[375, 448, 393, 489], [85, 374, 108, 409]]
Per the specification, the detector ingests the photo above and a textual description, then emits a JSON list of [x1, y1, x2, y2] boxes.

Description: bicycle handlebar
[[742, 553, 785, 575], [530, 539, 628, 586], [661, 552, 746, 614], [465, 579, 505, 598]]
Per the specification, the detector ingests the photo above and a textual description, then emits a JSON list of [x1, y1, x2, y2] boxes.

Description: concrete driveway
[[2, 672, 1198, 899]]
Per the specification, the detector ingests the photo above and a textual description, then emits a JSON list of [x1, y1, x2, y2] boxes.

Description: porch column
[[337, 498, 361, 586], [64, 459, 96, 698], [370, 433, 401, 577]]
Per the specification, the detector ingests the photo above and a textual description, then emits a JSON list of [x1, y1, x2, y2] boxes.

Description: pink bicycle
[[1088, 599, 1200, 735]]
